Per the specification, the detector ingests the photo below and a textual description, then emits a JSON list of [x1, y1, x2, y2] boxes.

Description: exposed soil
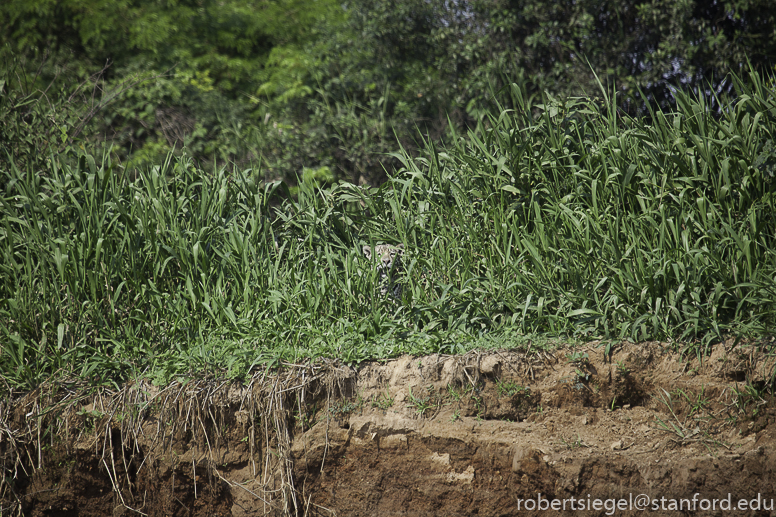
[[3, 339, 776, 516]]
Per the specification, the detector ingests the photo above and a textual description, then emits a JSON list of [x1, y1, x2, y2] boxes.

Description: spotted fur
[[362, 243, 404, 297]]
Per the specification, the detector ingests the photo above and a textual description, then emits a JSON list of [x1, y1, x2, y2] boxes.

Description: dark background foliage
[[2, 0, 775, 184]]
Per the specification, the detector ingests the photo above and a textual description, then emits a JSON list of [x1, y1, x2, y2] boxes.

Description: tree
[[480, 0, 776, 112]]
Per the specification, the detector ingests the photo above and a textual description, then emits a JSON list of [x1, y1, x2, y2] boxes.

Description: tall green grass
[[387, 70, 776, 341], [1, 70, 775, 390]]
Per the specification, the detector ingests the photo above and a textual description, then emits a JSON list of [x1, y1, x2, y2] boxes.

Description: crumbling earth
[[2, 339, 776, 516]]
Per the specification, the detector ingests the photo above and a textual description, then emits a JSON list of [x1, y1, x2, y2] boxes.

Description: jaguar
[[362, 243, 404, 297]]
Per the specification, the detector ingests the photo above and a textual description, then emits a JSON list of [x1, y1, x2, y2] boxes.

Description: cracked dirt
[[3, 339, 776, 516]]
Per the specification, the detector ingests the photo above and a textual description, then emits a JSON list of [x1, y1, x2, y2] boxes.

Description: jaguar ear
[[396, 243, 405, 251], [362, 245, 372, 259]]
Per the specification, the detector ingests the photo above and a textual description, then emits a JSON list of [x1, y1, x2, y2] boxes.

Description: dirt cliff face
[[3, 339, 776, 516]]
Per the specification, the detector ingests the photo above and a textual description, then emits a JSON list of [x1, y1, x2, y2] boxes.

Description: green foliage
[[371, 387, 395, 410], [1, 68, 775, 391], [0, 55, 82, 174], [406, 386, 435, 417], [478, 0, 776, 113], [0, 0, 341, 91], [495, 380, 529, 398], [0, 0, 348, 176], [252, 0, 776, 184], [387, 68, 776, 343], [3, 0, 776, 187], [567, 352, 590, 366]]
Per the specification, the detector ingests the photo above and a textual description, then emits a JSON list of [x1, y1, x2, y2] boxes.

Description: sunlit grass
[[1, 69, 775, 391]]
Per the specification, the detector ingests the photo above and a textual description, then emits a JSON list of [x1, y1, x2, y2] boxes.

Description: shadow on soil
[[2, 339, 776, 516]]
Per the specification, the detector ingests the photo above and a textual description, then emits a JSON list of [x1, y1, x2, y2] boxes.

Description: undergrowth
[[1, 69, 775, 391]]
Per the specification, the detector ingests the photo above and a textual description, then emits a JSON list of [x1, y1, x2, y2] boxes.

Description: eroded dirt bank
[[2, 340, 776, 516]]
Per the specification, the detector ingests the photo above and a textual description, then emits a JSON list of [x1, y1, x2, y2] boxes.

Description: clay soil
[[3, 339, 776, 516]]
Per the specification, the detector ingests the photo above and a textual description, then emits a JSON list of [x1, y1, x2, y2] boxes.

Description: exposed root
[[0, 360, 345, 516]]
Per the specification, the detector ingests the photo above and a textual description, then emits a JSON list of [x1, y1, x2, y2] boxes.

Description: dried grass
[[0, 361, 352, 516]]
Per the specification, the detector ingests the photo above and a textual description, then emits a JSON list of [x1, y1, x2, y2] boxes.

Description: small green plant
[[371, 387, 394, 410], [567, 351, 589, 366], [560, 433, 586, 449], [77, 408, 105, 433], [653, 387, 720, 450], [407, 386, 435, 417], [566, 351, 593, 387], [446, 384, 463, 402], [446, 382, 474, 402], [730, 383, 768, 419], [450, 410, 461, 422], [666, 387, 711, 421], [471, 394, 485, 419], [600, 340, 615, 360], [496, 379, 530, 398], [574, 369, 590, 382], [328, 397, 364, 418]]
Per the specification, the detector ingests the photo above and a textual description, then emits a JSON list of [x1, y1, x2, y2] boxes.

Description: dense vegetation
[[2, 67, 776, 390], [1, 0, 776, 391], [2, 0, 775, 184]]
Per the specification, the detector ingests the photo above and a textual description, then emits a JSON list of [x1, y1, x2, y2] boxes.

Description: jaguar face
[[362, 244, 404, 273], [362, 243, 404, 296]]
